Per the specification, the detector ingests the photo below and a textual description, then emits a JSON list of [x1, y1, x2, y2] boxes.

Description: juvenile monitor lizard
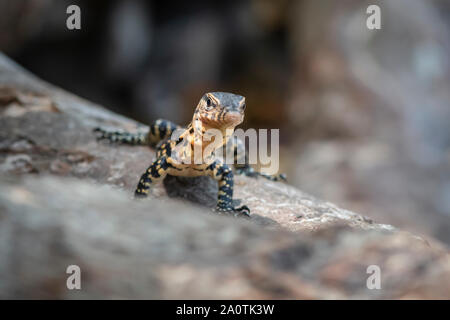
[[94, 92, 285, 217]]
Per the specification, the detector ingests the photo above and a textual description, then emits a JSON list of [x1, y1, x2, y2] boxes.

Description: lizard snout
[[223, 109, 244, 126]]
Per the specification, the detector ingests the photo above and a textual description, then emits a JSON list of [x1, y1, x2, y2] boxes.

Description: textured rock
[[1, 175, 449, 299], [0, 52, 449, 299]]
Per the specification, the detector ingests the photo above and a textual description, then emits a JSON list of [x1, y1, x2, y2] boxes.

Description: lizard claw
[[235, 166, 257, 177], [233, 205, 250, 217], [236, 166, 287, 182], [93, 127, 106, 135], [214, 205, 251, 218], [259, 172, 287, 182], [93, 127, 107, 141], [134, 191, 148, 199]]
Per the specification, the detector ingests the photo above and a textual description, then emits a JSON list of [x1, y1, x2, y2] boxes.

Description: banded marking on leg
[[206, 161, 250, 217], [156, 141, 173, 159], [134, 156, 170, 198], [148, 119, 181, 147]]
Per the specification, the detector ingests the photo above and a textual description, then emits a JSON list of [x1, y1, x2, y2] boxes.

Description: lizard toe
[[214, 205, 251, 218]]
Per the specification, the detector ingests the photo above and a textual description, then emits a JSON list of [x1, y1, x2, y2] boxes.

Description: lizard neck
[[171, 111, 237, 165]]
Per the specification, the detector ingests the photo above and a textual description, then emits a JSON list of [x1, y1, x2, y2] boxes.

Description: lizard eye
[[206, 98, 212, 107]]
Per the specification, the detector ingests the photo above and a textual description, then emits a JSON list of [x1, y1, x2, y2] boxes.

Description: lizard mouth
[[222, 110, 244, 126], [201, 110, 244, 128]]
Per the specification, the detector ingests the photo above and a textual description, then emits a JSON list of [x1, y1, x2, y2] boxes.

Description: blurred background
[[1, 0, 449, 245]]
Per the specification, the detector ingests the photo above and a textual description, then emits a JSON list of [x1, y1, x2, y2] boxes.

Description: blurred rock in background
[[0, 0, 449, 245], [286, 0, 450, 244]]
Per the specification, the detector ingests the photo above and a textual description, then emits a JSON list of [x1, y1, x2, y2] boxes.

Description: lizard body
[[94, 92, 285, 217]]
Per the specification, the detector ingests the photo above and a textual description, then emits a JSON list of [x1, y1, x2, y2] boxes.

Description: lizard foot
[[134, 191, 149, 199], [236, 166, 287, 182], [214, 205, 251, 218], [270, 173, 287, 182], [93, 127, 110, 141]]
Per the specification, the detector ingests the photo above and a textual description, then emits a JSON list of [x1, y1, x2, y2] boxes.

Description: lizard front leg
[[134, 156, 170, 198], [206, 161, 250, 218]]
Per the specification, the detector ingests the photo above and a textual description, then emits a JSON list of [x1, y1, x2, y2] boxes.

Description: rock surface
[[0, 52, 449, 299]]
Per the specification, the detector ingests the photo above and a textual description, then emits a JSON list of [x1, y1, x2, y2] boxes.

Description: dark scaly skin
[[94, 119, 180, 148], [94, 92, 286, 217]]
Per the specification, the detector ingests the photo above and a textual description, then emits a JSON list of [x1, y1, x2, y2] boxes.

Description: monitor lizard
[[94, 92, 285, 217]]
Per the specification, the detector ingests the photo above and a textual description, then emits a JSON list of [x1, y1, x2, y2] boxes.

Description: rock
[[1, 175, 449, 299], [285, 0, 450, 246], [0, 52, 449, 299]]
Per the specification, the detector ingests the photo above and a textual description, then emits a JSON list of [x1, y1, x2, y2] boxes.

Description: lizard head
[[194, 92, 246, 129]]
